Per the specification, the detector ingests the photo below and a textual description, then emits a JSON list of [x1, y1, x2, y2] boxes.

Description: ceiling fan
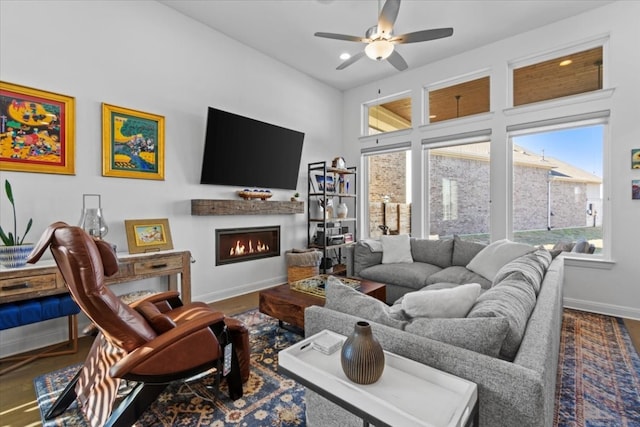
[[315, 0, 453, 71]]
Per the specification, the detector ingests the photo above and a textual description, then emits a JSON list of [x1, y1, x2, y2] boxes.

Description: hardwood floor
[[0, 290, 638, 427]]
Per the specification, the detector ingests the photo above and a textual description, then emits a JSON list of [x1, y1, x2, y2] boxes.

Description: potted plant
[[291, 192, 300, 202], [0, 180, 34, 268]]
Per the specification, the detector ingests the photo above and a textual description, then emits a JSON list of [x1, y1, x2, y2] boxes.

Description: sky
[[513, 125, 604, 178]]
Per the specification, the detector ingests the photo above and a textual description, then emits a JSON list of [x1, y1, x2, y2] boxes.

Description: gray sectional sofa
[[304, 236, 564, 427], [347, 236, 493, 304]]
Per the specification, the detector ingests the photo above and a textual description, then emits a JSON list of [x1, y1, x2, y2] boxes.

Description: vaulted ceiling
[[160, 0, 612, 91]]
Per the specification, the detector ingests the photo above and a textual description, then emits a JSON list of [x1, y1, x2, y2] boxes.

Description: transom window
[[513, 46, 603, 106], [428, 76, 490, 123]]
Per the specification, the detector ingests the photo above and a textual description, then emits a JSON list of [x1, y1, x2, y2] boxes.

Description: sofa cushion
[[451, 235, 487, 266], [400, 283, 481, 319], [405, 316, 509, 357], [467, 275, 537, 360], [466, 239, 535, 281], [410, 238, 453, 268], [380, 234, 413, 264], [359, 262, 441, 291], [426, 266, 492, 289], [353, 241, 383, 276], [324, 276, 408, 329], [493, 248, 552, 295]]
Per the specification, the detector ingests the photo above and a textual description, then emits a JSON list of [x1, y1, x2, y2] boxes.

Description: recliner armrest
[[128, 291, 183, 311]]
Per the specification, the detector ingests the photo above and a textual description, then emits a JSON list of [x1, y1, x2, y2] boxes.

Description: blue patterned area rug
[[554, 309, 640, 427], [34, 309, 640, 426], [33, 310, 305, 426]]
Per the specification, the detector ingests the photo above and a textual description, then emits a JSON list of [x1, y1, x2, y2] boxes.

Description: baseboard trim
[[201, 275, 287, 304], [564, 297, 640, 320]]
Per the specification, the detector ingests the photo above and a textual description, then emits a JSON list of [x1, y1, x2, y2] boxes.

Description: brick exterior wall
[[368, 151, 407, 203], [365, 152, 597, 237], [428, 155, 491, 237]]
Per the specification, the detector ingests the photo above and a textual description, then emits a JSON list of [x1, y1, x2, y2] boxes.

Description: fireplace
[[216, 226, 280, 266]]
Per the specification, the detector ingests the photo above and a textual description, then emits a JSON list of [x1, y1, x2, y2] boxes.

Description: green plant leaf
[[0, 227, 11, 246], [4, 180, 14, 205], [19, 219, 33, 245]]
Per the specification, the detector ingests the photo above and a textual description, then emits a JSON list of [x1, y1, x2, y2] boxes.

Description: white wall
[[0, 1, 342, 356], [342, 1, 640, 319]]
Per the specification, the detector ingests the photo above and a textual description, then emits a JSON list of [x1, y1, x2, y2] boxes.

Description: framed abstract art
[[102, 103, 165, 180], [0, 81, 75, 175]]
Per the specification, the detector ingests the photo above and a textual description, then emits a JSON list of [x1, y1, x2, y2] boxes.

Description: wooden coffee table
[[259, 278, 386, 331]]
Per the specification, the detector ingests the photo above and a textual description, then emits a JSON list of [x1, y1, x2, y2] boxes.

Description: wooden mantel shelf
[[191, 199, 304, 216]]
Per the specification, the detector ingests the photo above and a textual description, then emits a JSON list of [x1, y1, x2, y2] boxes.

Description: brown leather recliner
[[27, 222, 249, 427]]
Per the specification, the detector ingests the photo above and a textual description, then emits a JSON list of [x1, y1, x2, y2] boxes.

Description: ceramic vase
[[337, 202, 348, 218], [0, 244, 35, 268], [340, 321, 385, 384]]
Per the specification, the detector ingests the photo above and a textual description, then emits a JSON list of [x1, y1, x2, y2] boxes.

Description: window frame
[[421, 130, 492, 240], [423, 69, 491, 126], [507, 114, 611, 261], [360, 143, 412, 238], [507, 36, 609, 109], [360, 90, 412, 138]]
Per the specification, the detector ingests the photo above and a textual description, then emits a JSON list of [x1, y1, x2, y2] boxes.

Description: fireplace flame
[[230, 239, 270, 256]]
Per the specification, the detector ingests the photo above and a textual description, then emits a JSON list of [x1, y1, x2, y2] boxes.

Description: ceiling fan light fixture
[[365, 39, 394, 61]]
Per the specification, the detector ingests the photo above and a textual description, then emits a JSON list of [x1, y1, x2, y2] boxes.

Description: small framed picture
[[315, 174, 335, 192], [632, 149, 640, 169], [124, 218, 173, 253], [633, 180, 640, 200]]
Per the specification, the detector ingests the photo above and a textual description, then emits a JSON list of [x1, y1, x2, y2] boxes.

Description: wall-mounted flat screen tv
[[200, 107, 305, 191]]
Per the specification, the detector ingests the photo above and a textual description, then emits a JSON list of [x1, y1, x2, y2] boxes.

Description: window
[[424, 138, 491, 243], [428, 76, 490, 123], [511, 124, 604, 254], [362, 148, 412, 237], [367, 97, 411, 135], [513, 46, 603, 106]]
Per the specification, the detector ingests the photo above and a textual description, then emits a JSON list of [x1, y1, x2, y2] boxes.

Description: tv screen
[[200, 107, 305, 191]]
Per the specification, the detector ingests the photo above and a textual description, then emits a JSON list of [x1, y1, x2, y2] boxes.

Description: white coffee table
[[278, 329, 478, 427]]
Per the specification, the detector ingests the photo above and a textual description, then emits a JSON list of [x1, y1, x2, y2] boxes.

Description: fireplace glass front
[[216, 226, 280, 266]]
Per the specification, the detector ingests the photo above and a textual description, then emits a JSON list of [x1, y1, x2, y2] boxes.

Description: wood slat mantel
[[191, 199, 304, 215]]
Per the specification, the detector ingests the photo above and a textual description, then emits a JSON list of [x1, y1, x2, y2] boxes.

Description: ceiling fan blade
[[314, 32, 368, 43], [378, 0, 401, 36], [391, 28, 454, 44], [337, 51, 366, 70], [387, 50, 408, 71]]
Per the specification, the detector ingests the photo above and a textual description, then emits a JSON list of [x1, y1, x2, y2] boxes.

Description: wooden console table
[[0, 250, 192, 305]]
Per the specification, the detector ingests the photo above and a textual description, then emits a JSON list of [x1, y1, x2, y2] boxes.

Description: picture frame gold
[[102, 103, 165, 180], [124, 218, 173, 254], [0, 81, 75, 175]]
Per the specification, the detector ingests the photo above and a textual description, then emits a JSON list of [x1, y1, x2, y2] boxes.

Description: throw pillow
[[466, 239, 535, 281], [571, 239, 590, 253], [401, 283, 481, 319], [467, 275, 537, 360], [405, 317, 509, 358], [380, 234, 413, 264], [324, 276, 408, 329]]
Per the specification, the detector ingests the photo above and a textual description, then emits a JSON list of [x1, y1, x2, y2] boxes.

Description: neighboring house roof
[[431, 142, 602, 184]]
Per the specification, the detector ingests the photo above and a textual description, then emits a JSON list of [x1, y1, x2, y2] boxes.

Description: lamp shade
[[365, 39, 394, 61]]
